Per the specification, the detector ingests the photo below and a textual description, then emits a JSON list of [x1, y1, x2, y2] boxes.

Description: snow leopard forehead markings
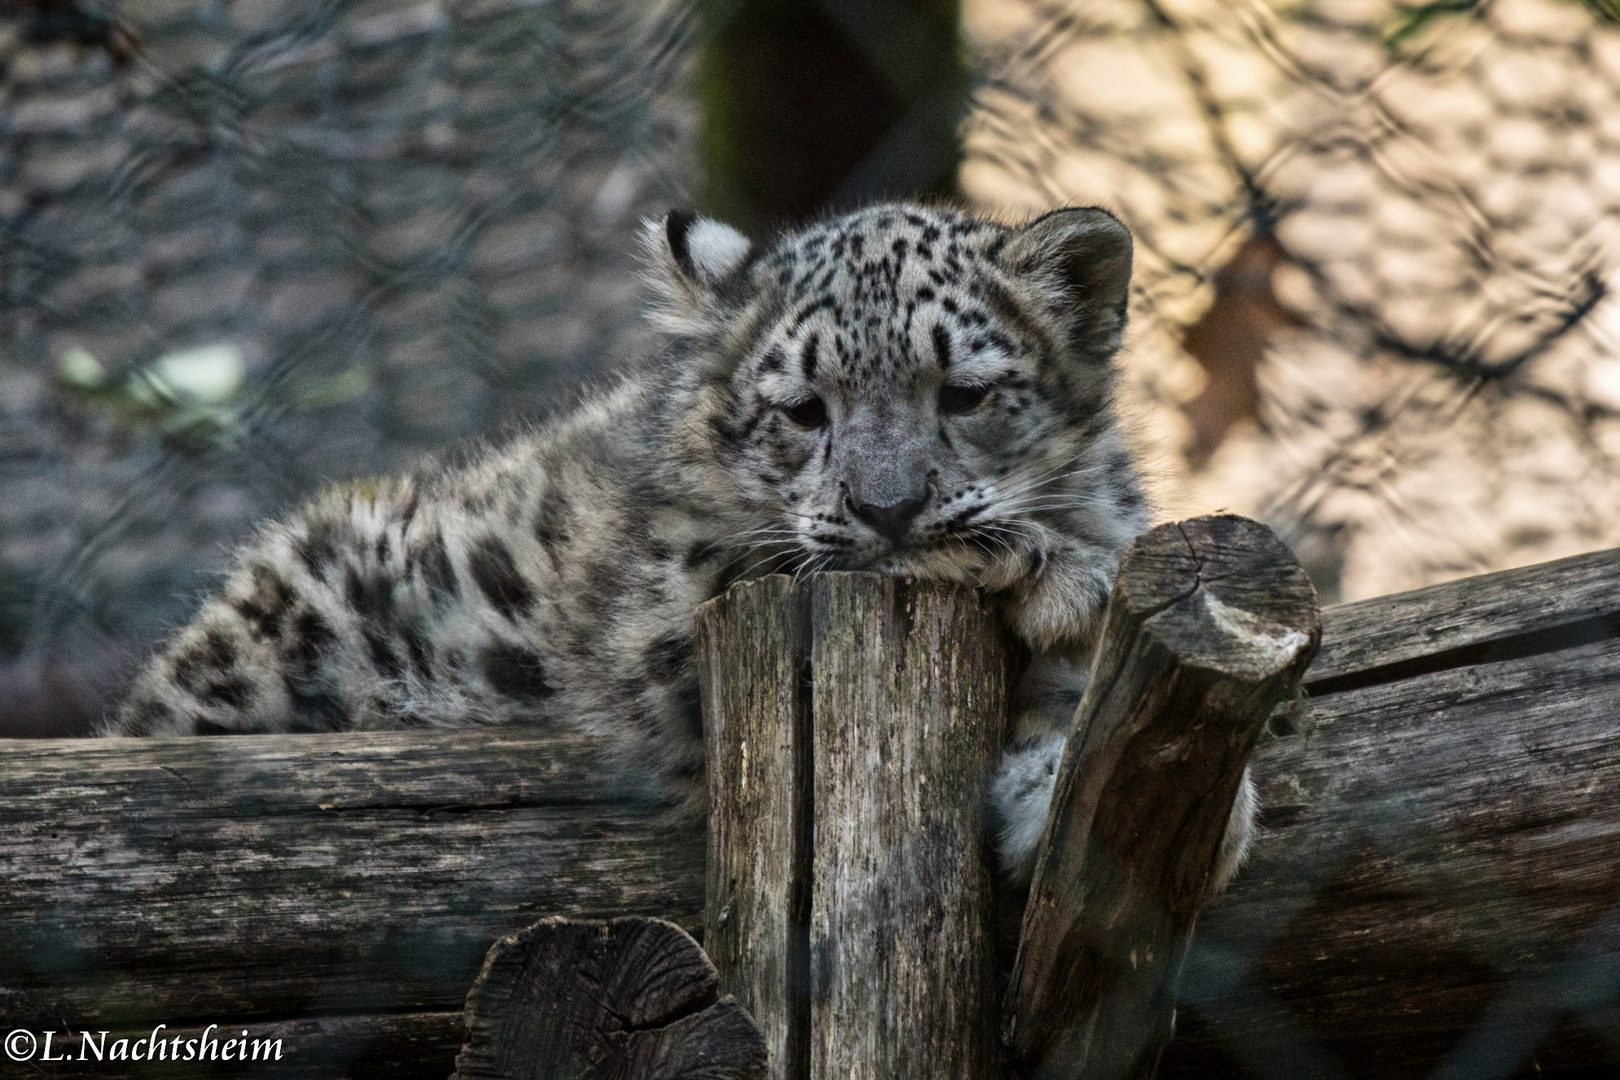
[[645, 200, 1143, 606], [736, 205, 1049, 405]]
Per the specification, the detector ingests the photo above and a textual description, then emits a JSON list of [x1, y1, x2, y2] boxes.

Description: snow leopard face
[[654, 203, 1147, 642]]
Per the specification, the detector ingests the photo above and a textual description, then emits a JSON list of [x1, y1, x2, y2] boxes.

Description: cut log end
[[1120, 516, 1320, 684], [453, 916, 768, 1080]]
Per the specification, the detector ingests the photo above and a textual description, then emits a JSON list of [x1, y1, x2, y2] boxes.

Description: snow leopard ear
[[1002, 207, 1133, 363], [644, 211, 756, 328]]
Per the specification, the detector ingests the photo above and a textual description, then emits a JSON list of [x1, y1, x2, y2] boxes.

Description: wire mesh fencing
[[6, 0, 1619, 732], [1, 2, 1619, 1073], [1, 0, 694, 732], [963, 0, 1620, 603], [962, 8, 1620, 1071]]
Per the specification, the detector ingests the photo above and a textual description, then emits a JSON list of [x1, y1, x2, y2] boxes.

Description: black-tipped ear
[[658, 210, 754, 291], [1003, 207, 1134, 361]]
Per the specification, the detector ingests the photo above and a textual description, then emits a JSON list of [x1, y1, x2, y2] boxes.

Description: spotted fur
[[110, 202, 1251, 886]]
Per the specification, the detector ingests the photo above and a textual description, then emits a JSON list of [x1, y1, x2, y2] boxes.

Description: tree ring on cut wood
[[453, 915, 767, 1080]]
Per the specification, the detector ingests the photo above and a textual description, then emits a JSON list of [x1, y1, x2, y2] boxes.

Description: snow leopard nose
[[844, 485, 930, 544]]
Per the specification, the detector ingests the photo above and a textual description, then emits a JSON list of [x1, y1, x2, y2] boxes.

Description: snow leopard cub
[[109, 202, 1252, 886]]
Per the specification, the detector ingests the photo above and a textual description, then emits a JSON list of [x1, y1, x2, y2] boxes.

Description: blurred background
[[2, 0, 1619, 737]]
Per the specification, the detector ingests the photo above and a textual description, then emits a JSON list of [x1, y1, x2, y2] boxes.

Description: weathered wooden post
[[696, 517, 1316, 1079], [1004, 516, 1320, 1079], [695, 573, 1015, 1080]]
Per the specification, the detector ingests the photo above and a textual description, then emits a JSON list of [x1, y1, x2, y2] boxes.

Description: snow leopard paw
[[989, 732, 1068, 884]]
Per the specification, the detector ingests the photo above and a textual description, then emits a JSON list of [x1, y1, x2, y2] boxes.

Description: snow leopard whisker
[[732, 542, 804, 583], [999, 496, 1112, 517], [994, 480, 1114, 514], [989, 460, 1098, 509], [993, 457, 1077, 496], [995, 455, 1107, 498]]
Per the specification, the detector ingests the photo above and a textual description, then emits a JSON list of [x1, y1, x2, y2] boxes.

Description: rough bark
[[452, 916, 766, 1080], [808, 573, 1011, 1080], [695, 572, 1013, 1080], [696, 576, 813, 1077], [1005, 515, 1320, 1080], [1305, 545, 1620, 691]]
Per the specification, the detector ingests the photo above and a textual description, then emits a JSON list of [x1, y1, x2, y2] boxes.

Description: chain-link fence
[[0, 2, 1616, 679], [8, 0, 1618, 734], [963, 7, 1620, 1073], [3, 2, 1620, 1073], [1, 0, 1617, 828], [1, 0, 693, 733], [964, 0, 1620, 604]]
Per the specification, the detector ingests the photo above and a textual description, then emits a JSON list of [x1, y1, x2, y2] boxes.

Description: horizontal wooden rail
[[1305, 546, 1620, 691], [0, 729, 702, 1078], [1163, 546, 1620, 1079], [0, 546, 1617, 1078]]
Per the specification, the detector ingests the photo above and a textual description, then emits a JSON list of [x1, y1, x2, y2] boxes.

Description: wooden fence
[[2, 518, 1618, 1077]]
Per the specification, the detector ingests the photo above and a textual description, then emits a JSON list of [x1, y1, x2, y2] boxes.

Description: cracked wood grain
[[0, 729, 703, 1033], [696, 575, 812, 1078], [3, 540, 1618, 1078], [696, 573, 1013, 1080], [1162, 630, 1620, 1078], [1307, 546, 1620, 691]]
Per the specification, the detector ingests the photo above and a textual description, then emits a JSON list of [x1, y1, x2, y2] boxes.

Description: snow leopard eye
[[784, 396, 829, 429], [939, 383, 990, 415]]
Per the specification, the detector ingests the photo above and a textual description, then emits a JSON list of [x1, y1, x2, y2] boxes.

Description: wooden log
[[452, 917, 767, 1080], [0, 728, 703, 1075], [808, 573, 1011, 1080], [1305, 545, 1620, 691], [1005, 515, 1320, 1080], [696, 576, 813, 1077], [2, 544, 1617, 1077], [695, 573, 1014, 1080], [1160, 551, 1620, 1079]]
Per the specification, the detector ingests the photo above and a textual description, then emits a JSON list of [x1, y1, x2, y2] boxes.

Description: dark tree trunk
[[697, 0, 966, 233]]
